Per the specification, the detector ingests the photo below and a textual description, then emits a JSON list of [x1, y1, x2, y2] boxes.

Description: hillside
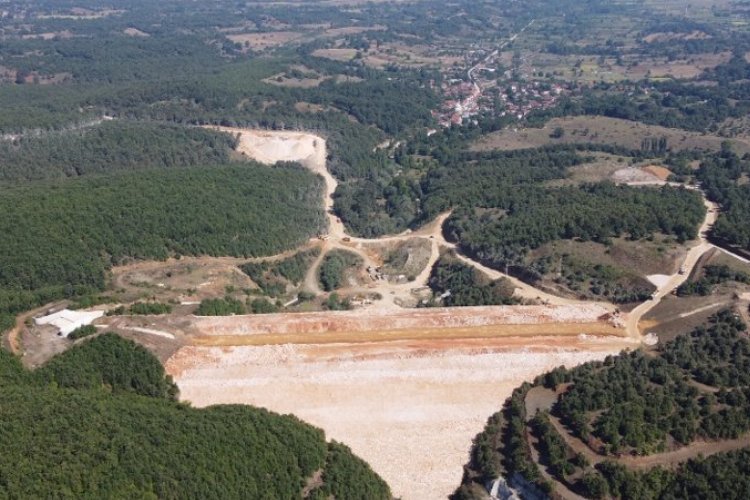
[[0, 164, 325, 331], [455, 310, 750, 499], [0, 334, 391, 499]]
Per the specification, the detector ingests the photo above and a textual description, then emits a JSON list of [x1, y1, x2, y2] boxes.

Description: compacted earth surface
[[168, 337, 627, 499]]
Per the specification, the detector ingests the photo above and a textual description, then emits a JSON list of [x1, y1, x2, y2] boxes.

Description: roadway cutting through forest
[[213, 126, 616, 315], [212, 126, 727, 341], [159, 127, 725, 500]]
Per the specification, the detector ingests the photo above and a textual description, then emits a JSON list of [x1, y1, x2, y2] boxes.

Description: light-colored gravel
[[168, 340, 623, 499]]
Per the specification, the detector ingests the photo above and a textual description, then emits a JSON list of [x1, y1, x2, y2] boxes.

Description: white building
[[34, 309, 104, 337]]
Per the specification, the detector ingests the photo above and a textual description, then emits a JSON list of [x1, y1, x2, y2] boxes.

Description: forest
[[0, 334, 391, 498], [0, 121, 237, 181], [443, 183, 704, 279], [426, 254, 518, 307], [696, 147, 750, 253], [0, 165, 325, 330], [454, 311, 750, 499]]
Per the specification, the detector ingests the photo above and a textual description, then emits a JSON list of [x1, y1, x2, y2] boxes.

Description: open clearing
[[168, 337, 627, 500], [159, 303, 629, 499], [472, 115, 750, 155], [226, 31, 303, 50]]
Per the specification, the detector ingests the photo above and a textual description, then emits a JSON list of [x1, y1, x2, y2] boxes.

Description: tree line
[[454, 311, 750, 499], [0, 334, 391, 498]]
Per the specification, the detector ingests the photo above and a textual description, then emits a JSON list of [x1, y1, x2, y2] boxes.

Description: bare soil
[[167, 338, 626, 500]]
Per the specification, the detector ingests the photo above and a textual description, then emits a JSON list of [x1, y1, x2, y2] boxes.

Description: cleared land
[[161, 303, 629, 499], [472, 116, 750, 155], [226, 31, 303, 50], [186, 303, 625, 342], [168, 337, 628, 500]]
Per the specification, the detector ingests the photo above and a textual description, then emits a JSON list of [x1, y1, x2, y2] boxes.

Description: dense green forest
[[0, 334, 391, 498], [0, 121, 236, 181], [426, 254, 518, 307], [455, 311, 750, 499], [0, 165, 324, 330]]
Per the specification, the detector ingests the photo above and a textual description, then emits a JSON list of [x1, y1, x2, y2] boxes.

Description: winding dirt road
[[215, 126, 618, 313], [211, 126, 732, 341], [625, 196, 718, 339]]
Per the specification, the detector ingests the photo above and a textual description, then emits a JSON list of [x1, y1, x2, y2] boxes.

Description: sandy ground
[[168, 339, 626, 499], [165, 302, 629, 498], [647, 274, 672, 287]]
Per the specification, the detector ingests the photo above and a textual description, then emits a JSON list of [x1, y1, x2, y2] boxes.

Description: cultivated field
[[226, 31, 304, 50], [472, 116, 750, 155]]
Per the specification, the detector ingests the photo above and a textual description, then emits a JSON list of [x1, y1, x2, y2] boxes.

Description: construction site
[[11, 127, 744, 500]]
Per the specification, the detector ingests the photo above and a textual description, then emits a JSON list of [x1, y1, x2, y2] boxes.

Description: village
[[429, 18, 572, 127], [433, 48, 570, 127]]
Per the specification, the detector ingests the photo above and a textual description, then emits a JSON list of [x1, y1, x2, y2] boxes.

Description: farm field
[[472, 116, 750, 155]]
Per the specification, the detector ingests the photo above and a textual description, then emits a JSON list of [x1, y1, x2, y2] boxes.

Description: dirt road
[[209, 126, 612, 310], [625, 196, 718, 339], [547, 413, 750, 471]]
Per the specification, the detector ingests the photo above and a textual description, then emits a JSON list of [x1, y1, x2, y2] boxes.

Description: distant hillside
[[0, 334, 391, 499]]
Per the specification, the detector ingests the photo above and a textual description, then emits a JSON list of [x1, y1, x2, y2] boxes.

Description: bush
[[195, 297, 246, 316], [67, 325, 97, 340]]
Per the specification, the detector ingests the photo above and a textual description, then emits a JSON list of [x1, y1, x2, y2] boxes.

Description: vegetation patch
[[196, 297, 247, 316], [0, 334, 390, 498], [425, 254, 518, 307], [318, 250, 363, 292], [524, 237, 681, 303], [240, 248, 321, 298], [677, 264, 750, 296], [456, 311, 750, 499]]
